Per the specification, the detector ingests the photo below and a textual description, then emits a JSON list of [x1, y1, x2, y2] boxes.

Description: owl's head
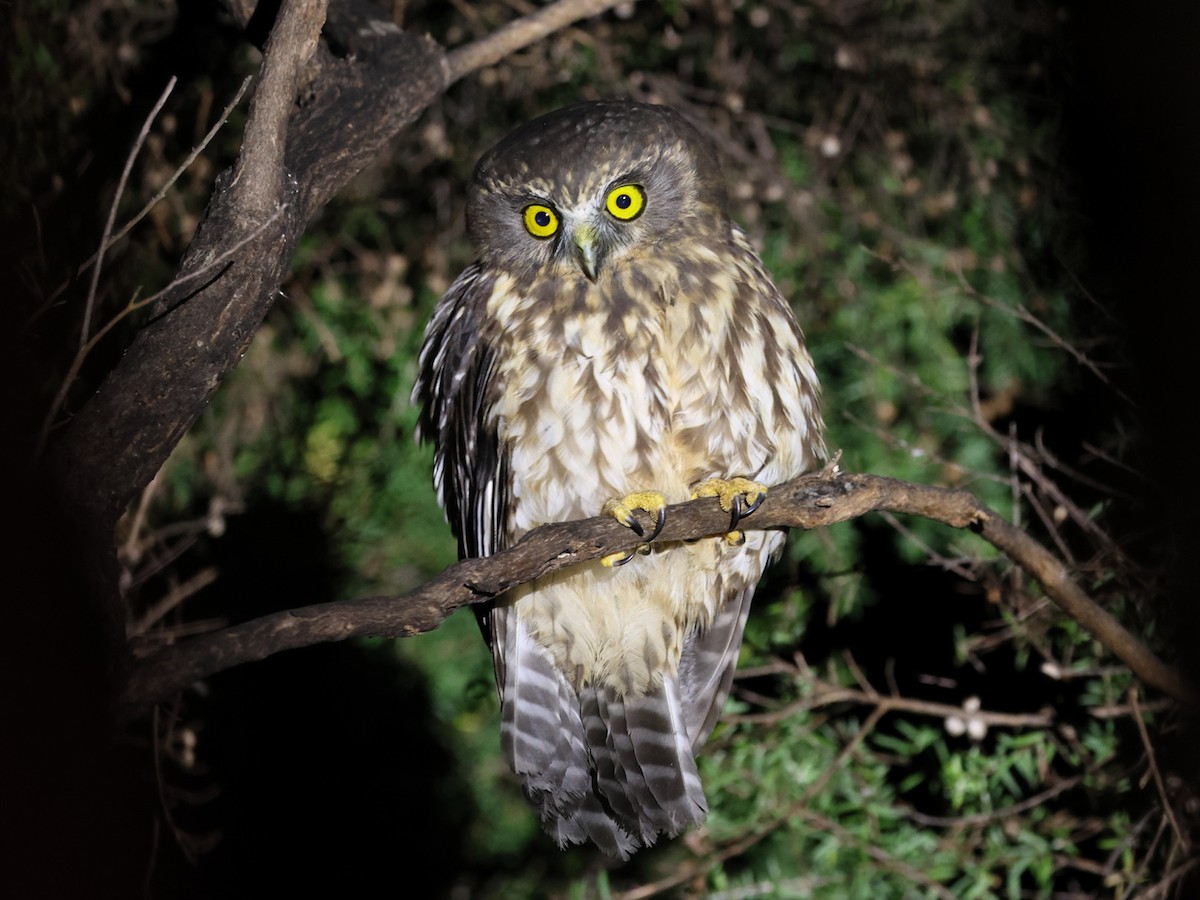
[[466, 100, 729, 283]]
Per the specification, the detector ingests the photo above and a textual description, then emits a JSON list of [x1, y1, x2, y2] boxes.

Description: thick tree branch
[[119, 461, 1195, 714], [45, 2, 444, 668], [49, 2, 444, 535]]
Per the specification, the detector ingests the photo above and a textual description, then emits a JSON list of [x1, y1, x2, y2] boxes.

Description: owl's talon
[[741, 490, 766, 518], [602, 492, 668, 540], [692, 477, 768, 545], [602, 549, 638, 567], [728, 494, 743, 533], [647, 505, 666, 542]]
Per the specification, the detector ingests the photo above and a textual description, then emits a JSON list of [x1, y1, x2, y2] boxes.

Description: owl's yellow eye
[[605, 184, 645, 221], [523, 204, 559, 238]]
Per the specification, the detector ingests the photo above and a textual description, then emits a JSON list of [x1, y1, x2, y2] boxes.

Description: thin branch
[[445, 0, 631, 85], [118, 460, 1195, 715], [903, 776, 1083, 828], [132, 568, 220, 637], [954, 264, 1133, 404], [1130, 687, 1188, 852], [1138, 854, 1200, 900], [71, 76, 254, 289], [82, 77, 177, 350], [728, 674, 1056, 732]]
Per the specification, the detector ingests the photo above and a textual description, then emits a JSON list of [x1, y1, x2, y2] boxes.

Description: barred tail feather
[[496, 615, 713, 858], [622, 678, 708, 832], [582, 677, 707, 844], [498, 616, 636, 858], [581, 688, 645, 832]]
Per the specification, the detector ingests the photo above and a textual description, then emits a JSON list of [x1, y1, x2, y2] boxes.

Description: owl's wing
[[413, 264, 509, 638], [678, 582, 755, 749]]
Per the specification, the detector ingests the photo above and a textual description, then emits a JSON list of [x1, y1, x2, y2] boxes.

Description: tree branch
[[119, 460, 1195, 715], [445, 0, 632, 86], [48, 1, 444, 537]]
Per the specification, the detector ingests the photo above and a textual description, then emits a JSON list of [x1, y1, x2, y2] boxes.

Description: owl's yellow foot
[[600, 490, 667, 567], [692, 477, 767, 545]]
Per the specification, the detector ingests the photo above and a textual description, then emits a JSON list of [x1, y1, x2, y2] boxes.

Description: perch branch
[[119, 460, 1195, 715]]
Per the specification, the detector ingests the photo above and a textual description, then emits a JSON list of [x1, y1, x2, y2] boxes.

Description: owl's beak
[[573, 225, 602, 281]]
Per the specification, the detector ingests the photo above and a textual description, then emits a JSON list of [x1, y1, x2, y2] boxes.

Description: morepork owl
[[414, 100, 825, 857]]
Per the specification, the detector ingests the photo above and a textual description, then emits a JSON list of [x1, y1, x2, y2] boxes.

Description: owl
[[414, 100, 825, 858]]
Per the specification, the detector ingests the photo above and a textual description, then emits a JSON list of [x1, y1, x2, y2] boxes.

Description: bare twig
[[121, 471, 163, 569], [729, 672, 1056, 732], [967, 328, 1116, 548], [82, 77, 177, 350], [1130, 687, 1188, 852], [70, 76, 254, 290], [954, 264, 1133, 404], [132, 568, 220, 637], [904, 776, 1082, 828], [118, 462, 1195, 715], [445, 0, 631, 85], [878, 510, 978, 582], [1137, 854, 1200, 900]]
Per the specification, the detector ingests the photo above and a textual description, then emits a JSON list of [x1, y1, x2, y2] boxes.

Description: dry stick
[[904, 776, 1083, 829], [445, 0, 632, 85], [952, 263, 1131, 403], [1130, 687, 1188, 851], [133, 568, 220, 638], [966, 328, 1113, 547], [118, 461, 1196, 713], [1140, 855, 1200, 900], [72, 76, 254, 285], [728, 679, 1055, 731], [81, 77, 177, 350]]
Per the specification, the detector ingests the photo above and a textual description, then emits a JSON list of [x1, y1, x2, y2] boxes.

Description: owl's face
[[466, 101, 729, 283]]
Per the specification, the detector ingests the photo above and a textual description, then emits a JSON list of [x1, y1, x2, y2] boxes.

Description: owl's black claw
[[728, 494, 743, 533], [604, 549, 638, 567], [601, 491, 667, 561], [646, 505, 666, 542], [691, 477, 769, 546]]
